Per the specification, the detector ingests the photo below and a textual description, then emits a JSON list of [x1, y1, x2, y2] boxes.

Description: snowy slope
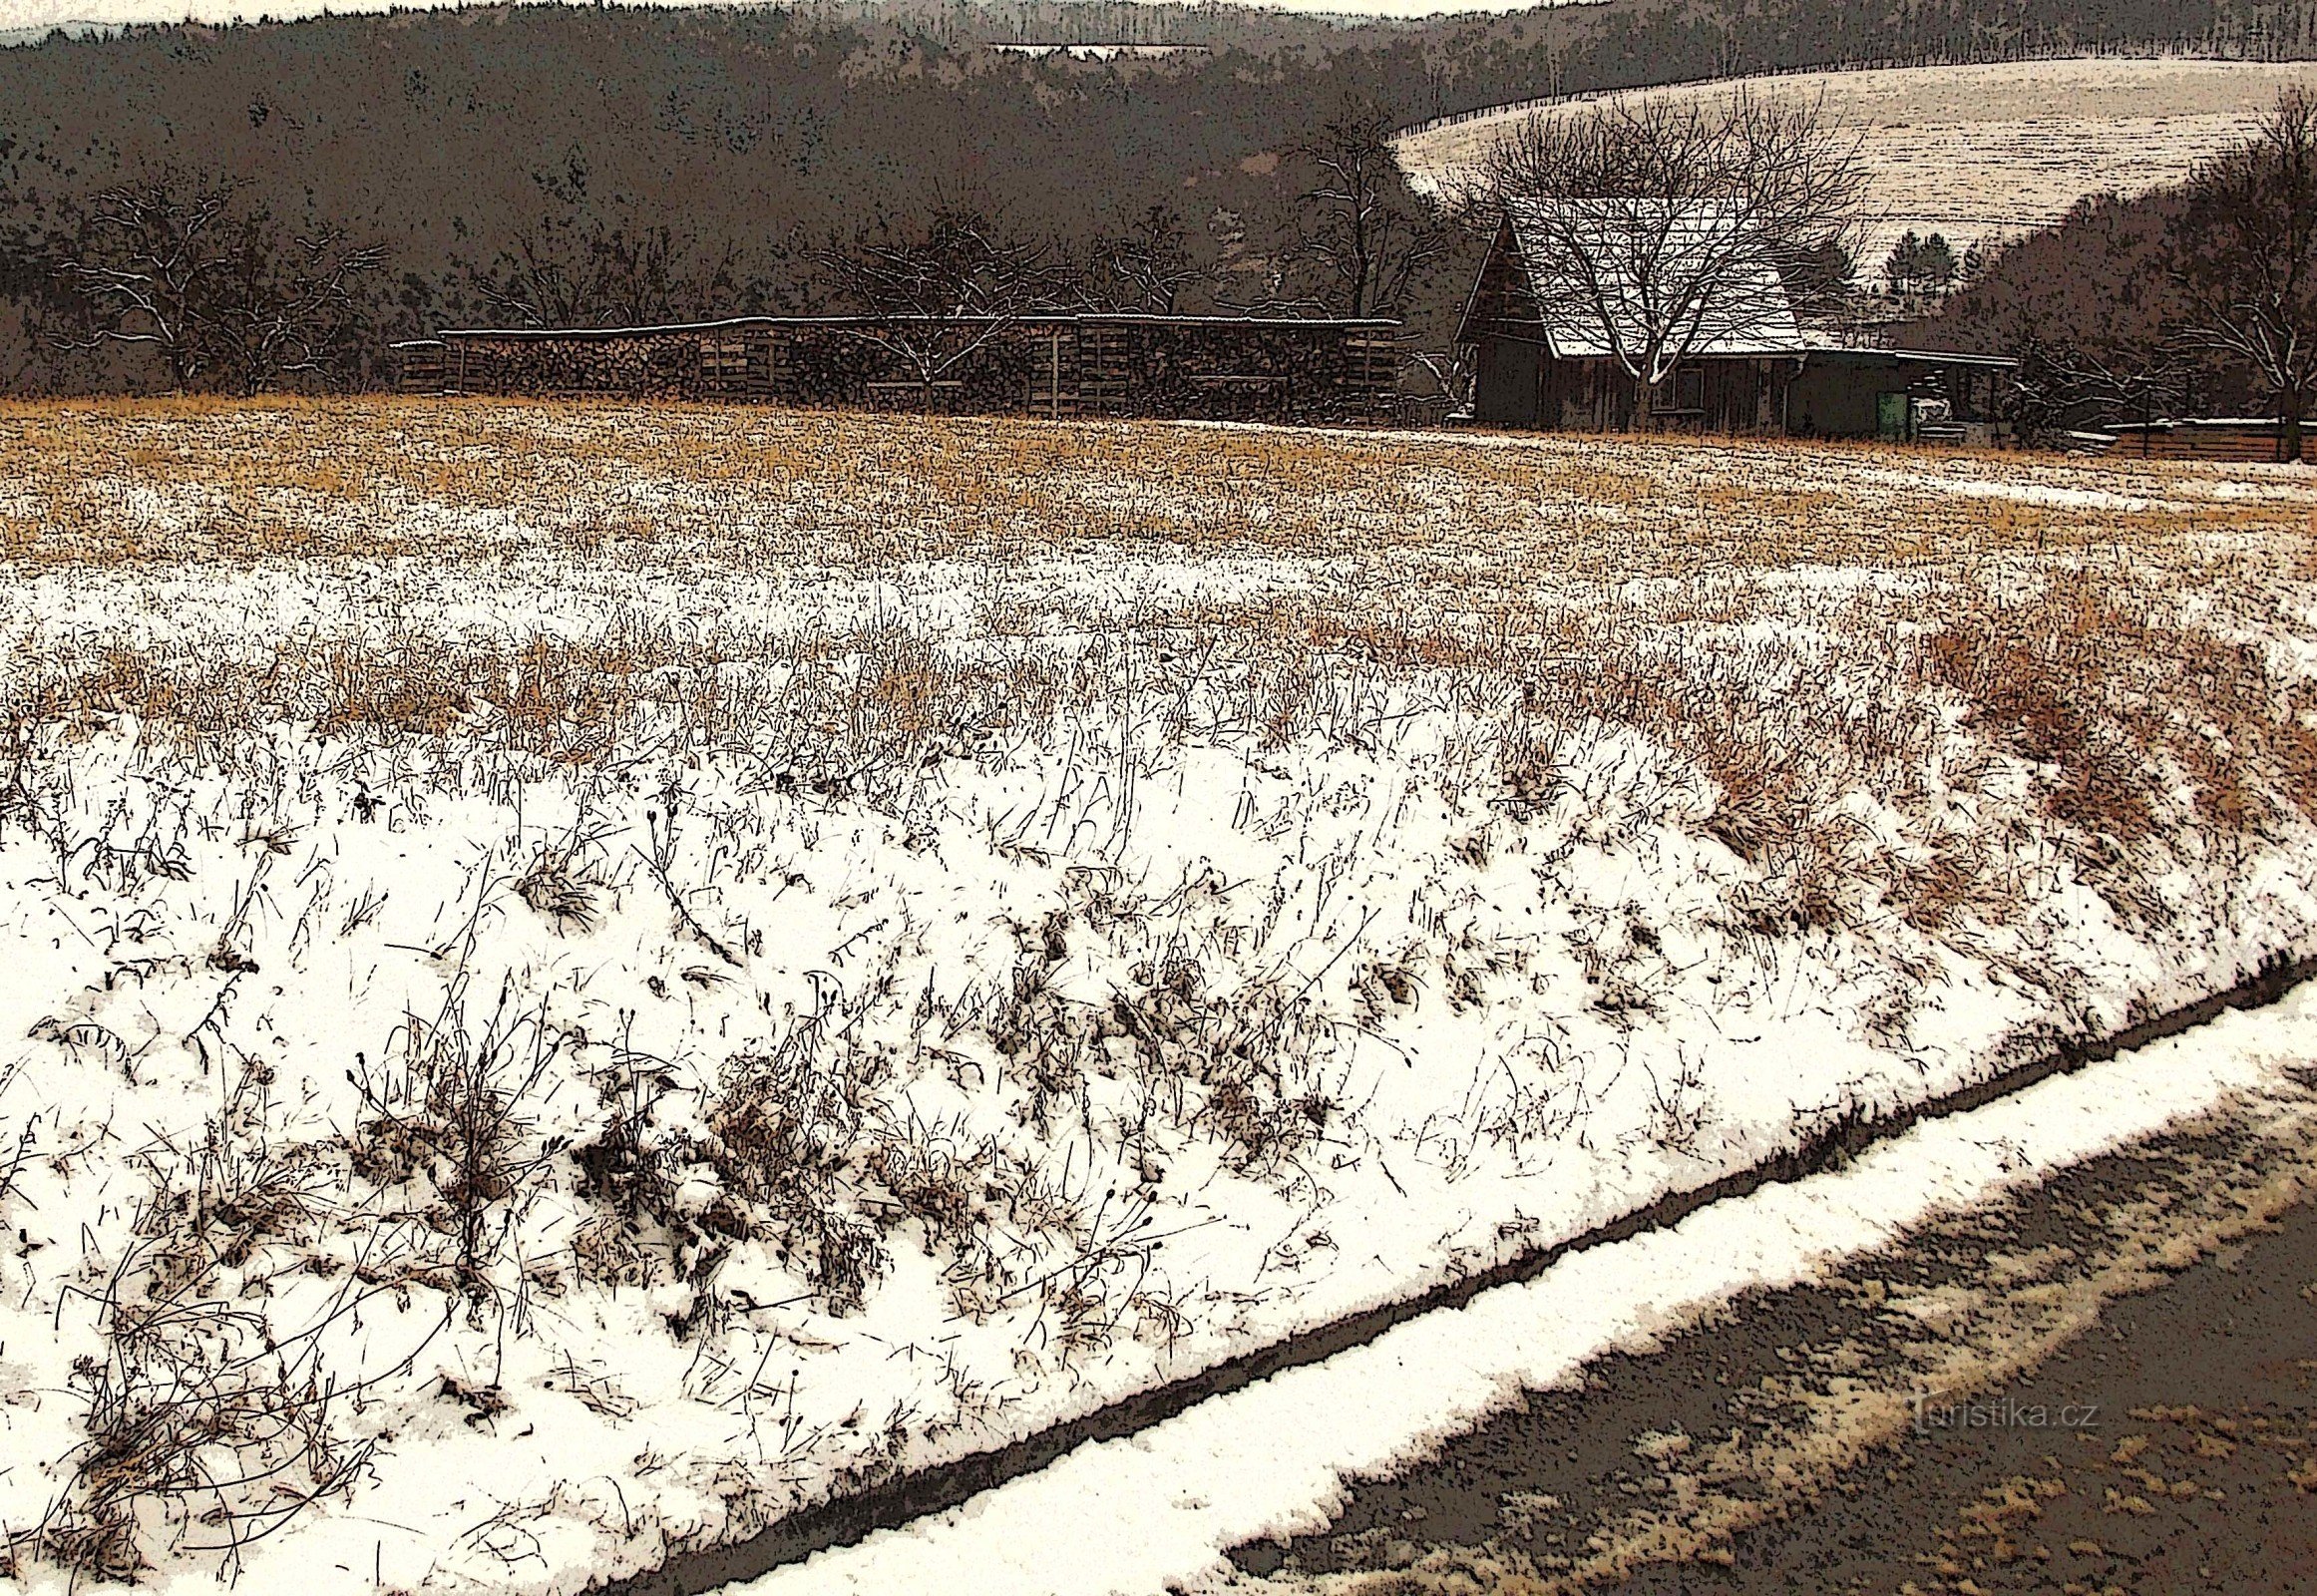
[[758, 985, 2317, 1596], [2, 403, 2315, 1595]]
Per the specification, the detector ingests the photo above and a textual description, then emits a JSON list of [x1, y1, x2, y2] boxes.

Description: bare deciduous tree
[[2046, 334, 2198, 448], [206, 216, 386, 396], [1471, 90, 1866, 405], [469, 218, 749, 330], [2173, 87, 2317, 461], [815, 206, 1076, 403], [1089, 203, 1207, 314], [1282, 105, 1448, 320], [53, 174, 242, 391], [53, 174, 385, 394]]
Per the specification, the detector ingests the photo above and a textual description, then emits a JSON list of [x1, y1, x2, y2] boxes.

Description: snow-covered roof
[[1797, 334, 2017, 368], [1503, 198, 1809, 360]]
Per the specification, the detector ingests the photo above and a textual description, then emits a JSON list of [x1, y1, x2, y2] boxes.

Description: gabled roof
[[1495, 198, 1810, 361]]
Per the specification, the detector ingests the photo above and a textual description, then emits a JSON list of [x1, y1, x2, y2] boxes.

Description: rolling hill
[[1395, 56, 2317, 271]]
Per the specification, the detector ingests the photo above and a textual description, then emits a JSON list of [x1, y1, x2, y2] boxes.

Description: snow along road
[[1235, 1039, 2317, 1592], [707, 981, 2317, 1596]]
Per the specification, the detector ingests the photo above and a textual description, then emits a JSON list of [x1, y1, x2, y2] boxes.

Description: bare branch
[[50, 172, 384, 394], [814, 206, 1078, 400], [1471, 89, 1866, 392], [2172, 86, 2317, 458], [1271, 105, 1446, 320]]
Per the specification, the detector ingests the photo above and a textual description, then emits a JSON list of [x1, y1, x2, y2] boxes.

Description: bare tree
[[1276, 104, 1447, 319], [53, 174, 384, 393], [468, 224, 604, 328], [1089, 203, 1207, 313], [2048, 334, 2198, 447], [1471, 90, 1867, 408], [469, 218, 749, 329], [53, 174, 242, 391], [205, 214, 385, 396], [2173, 87, 2317, 461], [1780, 236, 1857, 322], [1988, 330, 2198, 449], [815, 206, 1076, 403]]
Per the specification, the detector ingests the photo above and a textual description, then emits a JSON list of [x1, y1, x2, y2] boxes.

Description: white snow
[[3, 403, 2314, 1596], [1398, 57, 2317, 265], [761, 984, 2317, 1596]]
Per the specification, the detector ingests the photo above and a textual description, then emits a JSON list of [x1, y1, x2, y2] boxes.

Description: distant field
[[1397, 57, 2317, 267]]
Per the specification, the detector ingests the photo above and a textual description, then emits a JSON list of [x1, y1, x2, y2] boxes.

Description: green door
[[1876, 392, 1909, 441]]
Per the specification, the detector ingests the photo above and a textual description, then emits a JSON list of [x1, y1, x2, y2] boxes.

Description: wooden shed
[[1456, 204, 2011, 440], [1459, 203, 1810, 432], [388, 313, 1401, 424], [1786, 347, 2017, 442]]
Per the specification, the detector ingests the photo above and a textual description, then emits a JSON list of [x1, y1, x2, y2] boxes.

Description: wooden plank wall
[[1534, 354, 1787, 434], [2106, 423, 2288, 462]]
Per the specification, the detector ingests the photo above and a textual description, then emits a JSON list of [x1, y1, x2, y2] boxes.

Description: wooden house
[[1456, 203, 2011, 440]]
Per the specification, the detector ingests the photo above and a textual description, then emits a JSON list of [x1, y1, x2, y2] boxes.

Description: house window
[[1672, 366, 1705, 412]]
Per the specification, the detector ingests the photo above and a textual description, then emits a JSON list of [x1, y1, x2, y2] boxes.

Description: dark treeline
[[1901, 88, 2317, 455], [4, 0, 2317, 392]]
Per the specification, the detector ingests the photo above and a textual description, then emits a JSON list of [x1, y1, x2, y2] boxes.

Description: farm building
[[1456, 203, 2012, 439], [1787, 346, 2016, 444], [389, 313, 1401, 424]]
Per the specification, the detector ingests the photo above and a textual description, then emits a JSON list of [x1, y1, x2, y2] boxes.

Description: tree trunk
[[2284, 389, 2307, 463]]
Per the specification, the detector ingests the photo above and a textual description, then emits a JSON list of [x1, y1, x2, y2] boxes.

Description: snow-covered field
[[2, 398, 2315, 1596], [1396, 57, 2317, 267]]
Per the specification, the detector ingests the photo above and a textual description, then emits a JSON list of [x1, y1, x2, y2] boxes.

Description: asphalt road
[[1226, 1064, 2317, 1596]]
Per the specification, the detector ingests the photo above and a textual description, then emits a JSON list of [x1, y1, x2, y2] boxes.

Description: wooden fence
[[2100, 419, 2297, 462]]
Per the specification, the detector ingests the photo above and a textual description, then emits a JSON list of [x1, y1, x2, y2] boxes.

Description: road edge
[[591, 948, 2317, 1596]]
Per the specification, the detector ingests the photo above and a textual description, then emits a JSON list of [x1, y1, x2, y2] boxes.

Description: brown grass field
[[7, 395, 2314, 890]]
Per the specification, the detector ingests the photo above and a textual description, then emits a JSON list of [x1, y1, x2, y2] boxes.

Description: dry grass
[[5, 397, 2317, 1590], [5, 397, 2313, 933], [8, 1063, 378, 1583], [0, 396, 2277, 579]]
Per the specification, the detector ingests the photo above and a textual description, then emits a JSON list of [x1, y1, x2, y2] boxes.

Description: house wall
[[1787, 356, 1906, 439], [1471, 340, 1792, 434], [1474, 337, 1542, 425]]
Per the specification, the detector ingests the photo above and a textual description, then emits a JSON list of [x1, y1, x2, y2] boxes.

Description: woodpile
[[388, 314, 1403, 423]]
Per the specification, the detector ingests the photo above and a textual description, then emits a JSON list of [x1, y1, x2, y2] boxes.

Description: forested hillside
[[4, 0, 2315, 390]]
